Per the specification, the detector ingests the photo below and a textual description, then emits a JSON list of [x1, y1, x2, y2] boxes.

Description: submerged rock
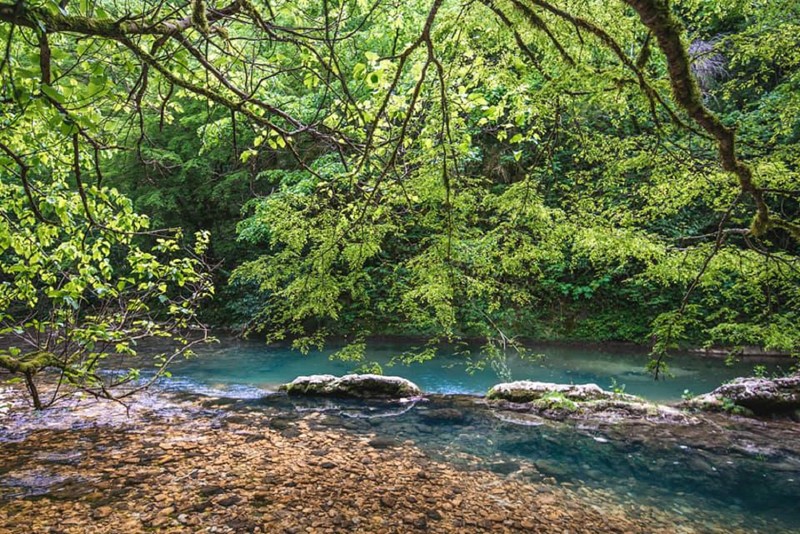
[[280, 374, 421, 399], [686, 374, 800, 415]]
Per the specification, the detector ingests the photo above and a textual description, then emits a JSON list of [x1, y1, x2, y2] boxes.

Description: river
[[148, 338, 800, 531], [164, 338, 785, 401]]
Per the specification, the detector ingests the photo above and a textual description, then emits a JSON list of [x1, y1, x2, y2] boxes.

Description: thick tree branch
[[0, 0, 243, 37], [624, 0, 800, 241]]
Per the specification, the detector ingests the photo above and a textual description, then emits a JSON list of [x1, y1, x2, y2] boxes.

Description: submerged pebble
[[0, 385, 799, 532]]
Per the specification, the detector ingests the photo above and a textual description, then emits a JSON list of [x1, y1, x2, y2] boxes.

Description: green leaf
[[40, 84, 65, 104]]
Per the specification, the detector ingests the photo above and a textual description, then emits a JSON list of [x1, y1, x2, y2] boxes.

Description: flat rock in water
[[280, 374, 421, 399], [687, 374, 800, 415], [486, 381, 628, 403], [485, 381, 692, 424]]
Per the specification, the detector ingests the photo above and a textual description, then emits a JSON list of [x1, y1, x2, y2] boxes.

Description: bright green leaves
[[39, 84, 65, 104], [0, 145, 213, 406], [2, 0, 793, 372], [0, 178, 212, 320], [221, 0, 800, 363]]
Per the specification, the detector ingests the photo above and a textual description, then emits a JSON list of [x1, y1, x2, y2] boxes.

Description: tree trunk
[[24, 372, 43, 410]]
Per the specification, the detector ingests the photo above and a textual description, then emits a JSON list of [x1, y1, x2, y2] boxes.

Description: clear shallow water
[[157, 339, 800, 530], [164, 338, 785, 401], [219, 393, 800, 531]]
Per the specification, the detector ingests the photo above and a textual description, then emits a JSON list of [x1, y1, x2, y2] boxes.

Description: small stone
[[199, 485, 225, 497], [157, 506, 175, 517], [150, 516, 171, 527], [426, 509, 443, 520], [91, 506, 113, 519], [216, 495, 241, 507], [368, 437, 399, 449]]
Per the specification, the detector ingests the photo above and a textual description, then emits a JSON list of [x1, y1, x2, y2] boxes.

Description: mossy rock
[[486, 381, 631, 403], [486, 381, 690, 423], [685, 375, 800, 416], [280, 374, 422, 399], [531, 392, 579, 412]]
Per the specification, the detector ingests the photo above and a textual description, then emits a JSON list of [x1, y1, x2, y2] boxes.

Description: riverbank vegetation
[[1, 0, 799, 402]]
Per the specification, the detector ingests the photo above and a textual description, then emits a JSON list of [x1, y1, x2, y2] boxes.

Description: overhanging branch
[[623, 0, 800, 241]]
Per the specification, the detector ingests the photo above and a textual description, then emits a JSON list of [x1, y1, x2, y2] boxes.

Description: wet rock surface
[[487, 381, 622, 403], [686, 374, 800, 415], [280, 374, 422, 399], [1, 385, 798, 533], [486, 381, 690, 423]]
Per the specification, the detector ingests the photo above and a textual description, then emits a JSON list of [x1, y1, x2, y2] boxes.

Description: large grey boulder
[[687, 375, 800, 415], [280, 374, 422, 399], [486, 381, 629, 403]]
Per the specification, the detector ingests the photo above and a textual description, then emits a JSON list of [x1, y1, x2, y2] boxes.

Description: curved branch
[[623, 0, 800, 241], [0, 141, 51, 223]]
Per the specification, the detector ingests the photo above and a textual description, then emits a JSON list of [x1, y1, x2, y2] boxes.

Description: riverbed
[[1, 340, 798, 532]]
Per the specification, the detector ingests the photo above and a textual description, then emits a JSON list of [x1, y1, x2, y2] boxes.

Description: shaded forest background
[[1, 0, 798, 405], [100, 2, 800, 353]]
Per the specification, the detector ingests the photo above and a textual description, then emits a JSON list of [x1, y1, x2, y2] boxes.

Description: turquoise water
[[159, 339, 800, 530], [233, 393, 800, 530], [165, 338, 784, 401]]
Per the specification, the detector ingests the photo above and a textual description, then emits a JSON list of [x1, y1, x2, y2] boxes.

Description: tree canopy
[[1, 0, 798, 401]]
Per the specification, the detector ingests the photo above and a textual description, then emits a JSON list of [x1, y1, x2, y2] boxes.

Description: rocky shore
[[1, 381, 788, 534]]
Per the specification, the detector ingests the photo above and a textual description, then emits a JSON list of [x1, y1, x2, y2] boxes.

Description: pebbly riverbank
[[0, 383, 796, 533]]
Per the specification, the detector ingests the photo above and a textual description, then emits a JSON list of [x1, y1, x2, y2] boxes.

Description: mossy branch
[[623, 0, 795, 242], [0, 351, 55, 374], [192, 0, 210, 35]]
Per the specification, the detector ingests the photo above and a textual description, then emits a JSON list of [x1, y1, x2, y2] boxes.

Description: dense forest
[[1, 0, 799, 404]]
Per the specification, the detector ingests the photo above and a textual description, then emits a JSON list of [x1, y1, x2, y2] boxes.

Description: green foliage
[[352, 361, 384, 375], [533, 392, 578, 412], [330, 340, 368, 364], [0, 177, 214, 407], [228, 1, 798, 365], [609, 378, 627, 396], [0, 3, 215, 408], [2, 0, 798, 381], [720, 396, 749, 415]]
